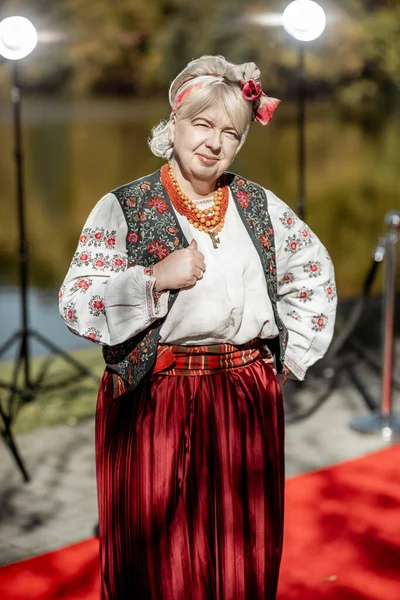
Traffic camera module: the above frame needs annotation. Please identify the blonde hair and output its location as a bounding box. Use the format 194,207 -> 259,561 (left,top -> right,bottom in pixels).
149,55 -> 261,160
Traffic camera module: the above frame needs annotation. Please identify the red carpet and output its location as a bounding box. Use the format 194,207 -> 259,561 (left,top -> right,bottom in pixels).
1,445 -> 399,599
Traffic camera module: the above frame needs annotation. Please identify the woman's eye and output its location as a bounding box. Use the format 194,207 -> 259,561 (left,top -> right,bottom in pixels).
225,131 -> 238,139
195,122 -> 208,128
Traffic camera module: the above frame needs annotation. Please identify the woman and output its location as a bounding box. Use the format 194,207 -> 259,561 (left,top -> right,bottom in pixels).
59,55 -> 337,599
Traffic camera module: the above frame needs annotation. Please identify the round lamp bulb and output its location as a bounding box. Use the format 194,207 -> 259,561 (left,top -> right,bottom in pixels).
282,0 -> 326,42
0,16 -> 38,60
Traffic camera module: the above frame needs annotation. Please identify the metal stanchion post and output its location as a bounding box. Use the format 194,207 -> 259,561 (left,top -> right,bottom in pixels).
350,211 -> 400,440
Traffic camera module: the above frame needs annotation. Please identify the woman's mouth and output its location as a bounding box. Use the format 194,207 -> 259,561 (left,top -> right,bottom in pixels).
196,154 -> 219,166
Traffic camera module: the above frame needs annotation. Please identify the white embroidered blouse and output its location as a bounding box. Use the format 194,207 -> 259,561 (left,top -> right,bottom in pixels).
59,188 -> 337,380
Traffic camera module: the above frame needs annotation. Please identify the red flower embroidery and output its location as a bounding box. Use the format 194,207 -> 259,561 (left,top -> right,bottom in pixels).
147,240 -> 169,260
259,234 -> 271,249
113,257 -> 124,267
58,289 -> 63,299
290,241 -> 298,251
310,263 -> 318,272
129,347 -> 141,364
79,253 -> 89,262
147,196 -> 169,214
127,232 -> 139,243
299,290 -> 308,299
242,79 -> 262,101
301,229 -> 309,239
286,217 -> 294,227
236,190 -> 251,208
173,237 -> 180,246
95,259 -> 105,268
87,332 -> 97,340
128,198 -> 136,207
141,182 -> 151,190
78,279 -> 90,291
312,313 -> 328,331
94,231 -> 103,240
236,178 -> 245,186
67,309 -> 74,320
283,274 -> 293,283
168,226 -> 177,234
106,237 -> 116,248
92,299 -> 104,310
79,234 -> 87,244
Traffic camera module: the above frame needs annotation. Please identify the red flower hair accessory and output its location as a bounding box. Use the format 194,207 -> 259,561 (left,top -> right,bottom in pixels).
241,78 -> 280,126
242,79 -> 263,101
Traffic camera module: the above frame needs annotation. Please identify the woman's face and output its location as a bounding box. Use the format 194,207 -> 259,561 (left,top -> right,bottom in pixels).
170,102 -> 241,185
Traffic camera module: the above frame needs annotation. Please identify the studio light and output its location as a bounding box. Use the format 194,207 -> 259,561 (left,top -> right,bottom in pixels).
282,0 -> 326,42
0,16 -> 38,60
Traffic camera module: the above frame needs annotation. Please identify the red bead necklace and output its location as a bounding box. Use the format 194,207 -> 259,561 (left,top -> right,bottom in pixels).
160,161 -> 229,249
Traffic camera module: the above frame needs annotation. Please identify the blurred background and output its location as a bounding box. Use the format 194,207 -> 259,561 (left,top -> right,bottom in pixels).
0,0 -> 399,362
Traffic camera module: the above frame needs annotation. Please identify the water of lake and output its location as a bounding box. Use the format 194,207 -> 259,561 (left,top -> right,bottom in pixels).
0,97 -> 399,356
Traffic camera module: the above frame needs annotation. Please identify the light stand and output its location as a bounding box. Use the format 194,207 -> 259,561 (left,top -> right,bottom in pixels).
282,0 -> 326,221
0,17 -> 97,482
297,45 -> 306,221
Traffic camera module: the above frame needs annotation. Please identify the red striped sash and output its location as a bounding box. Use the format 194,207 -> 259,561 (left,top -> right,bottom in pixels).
153,338 -> 262,376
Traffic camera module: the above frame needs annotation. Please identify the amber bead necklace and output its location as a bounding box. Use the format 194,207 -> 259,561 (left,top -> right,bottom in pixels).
160,161 -> 229,249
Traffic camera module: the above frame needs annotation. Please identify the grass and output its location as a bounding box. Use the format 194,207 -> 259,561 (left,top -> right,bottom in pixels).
0,348 -> 105,434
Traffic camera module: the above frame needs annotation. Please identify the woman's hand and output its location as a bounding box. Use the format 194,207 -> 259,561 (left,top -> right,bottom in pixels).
152,239 -> 206,291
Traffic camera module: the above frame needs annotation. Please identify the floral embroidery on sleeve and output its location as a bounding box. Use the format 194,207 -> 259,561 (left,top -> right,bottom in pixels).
84,327 -> 103,341
268,187 -> 337,380
297,287 -> 314,302
312,314 -> 328,331
278,272 -> 295,287
303,261 -> 322,278
287,310 -> 302,321
79,228 -> 117,248
63,302 -> 78,326
70,278 -> 93,294
324,281 -> 337,302
299,226 -> 313,246
279,210 -> 297,229
88,295 -> 106,317
284,234 -> 302,254
71,251 -> 127,272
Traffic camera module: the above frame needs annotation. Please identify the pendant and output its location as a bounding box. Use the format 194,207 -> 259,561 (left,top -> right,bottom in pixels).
209,231 -> 220,249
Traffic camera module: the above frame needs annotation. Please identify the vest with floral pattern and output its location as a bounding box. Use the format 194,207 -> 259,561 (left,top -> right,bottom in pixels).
102,169 -> 288,397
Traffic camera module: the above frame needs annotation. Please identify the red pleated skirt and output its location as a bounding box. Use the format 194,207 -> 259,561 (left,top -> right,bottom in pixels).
95,354 -> 285,599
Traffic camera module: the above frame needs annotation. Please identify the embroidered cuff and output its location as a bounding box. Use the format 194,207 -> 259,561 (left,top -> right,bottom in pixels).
284,353 -> 306,381
143,267 -> 169,319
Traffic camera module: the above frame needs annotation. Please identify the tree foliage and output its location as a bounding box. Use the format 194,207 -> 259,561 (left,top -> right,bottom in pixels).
0,0 -> 399,116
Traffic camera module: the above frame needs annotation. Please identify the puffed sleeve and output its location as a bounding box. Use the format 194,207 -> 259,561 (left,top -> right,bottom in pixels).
267,190 -> 337,380
58,192 -> 170,346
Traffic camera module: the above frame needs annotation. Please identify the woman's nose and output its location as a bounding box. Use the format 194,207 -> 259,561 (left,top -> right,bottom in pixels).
205,129 -> 222,152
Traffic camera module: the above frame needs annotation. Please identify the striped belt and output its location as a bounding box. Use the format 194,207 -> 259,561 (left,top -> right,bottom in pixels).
152,338 -> 262,376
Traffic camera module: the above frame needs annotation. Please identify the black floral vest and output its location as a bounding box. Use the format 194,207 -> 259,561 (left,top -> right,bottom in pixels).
102,169 -> 288,397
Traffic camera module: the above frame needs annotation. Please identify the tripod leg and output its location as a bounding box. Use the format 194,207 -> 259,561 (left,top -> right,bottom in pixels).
31,330 -> 98,382
345,364 -> 378,412
285,368 -> 341,425
0,331 -> 21,359
0,404 -> 30,482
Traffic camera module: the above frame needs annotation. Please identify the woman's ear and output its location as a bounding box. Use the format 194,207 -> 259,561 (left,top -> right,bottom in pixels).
169,114 -> 176,146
